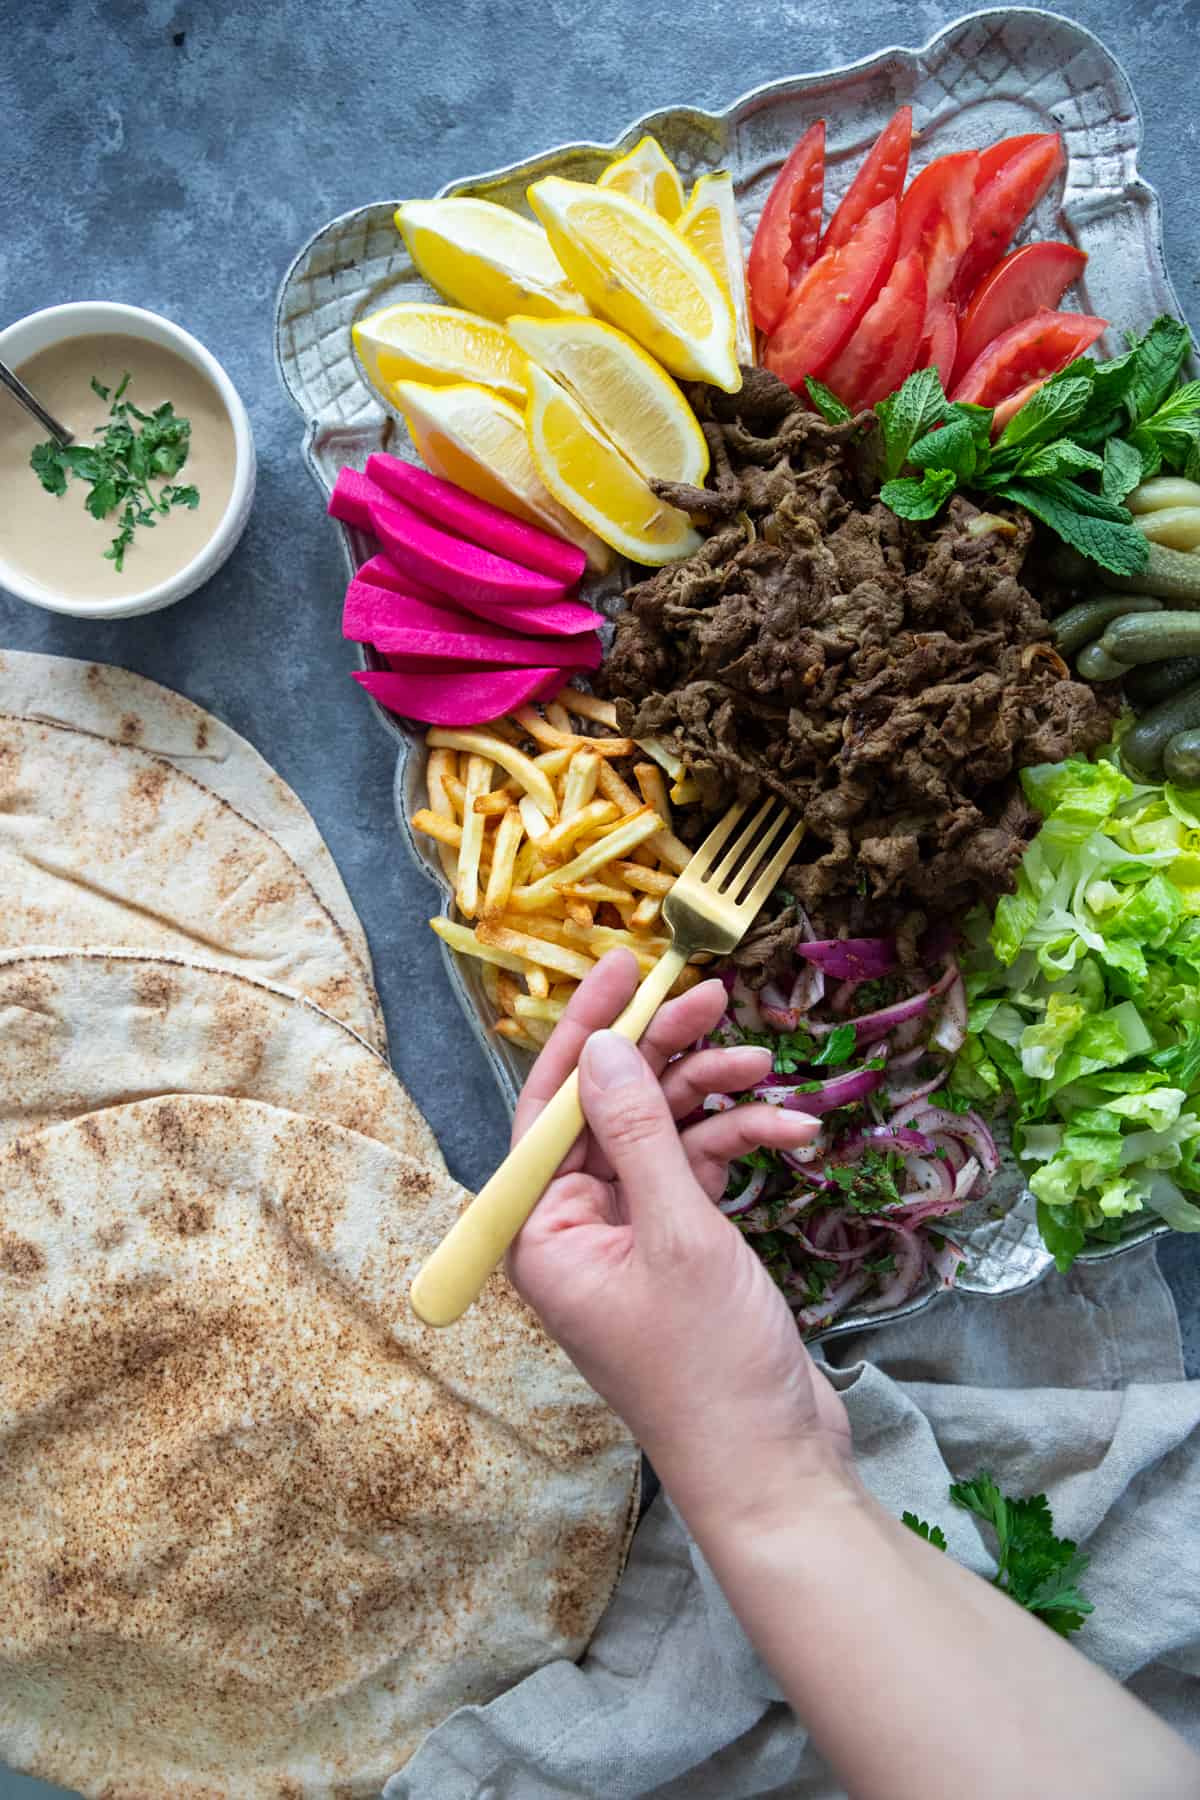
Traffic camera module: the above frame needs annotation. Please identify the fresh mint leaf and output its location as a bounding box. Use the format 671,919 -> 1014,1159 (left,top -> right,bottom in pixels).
1126,427 -> 1164,481
909,416 -> 979,480
1012,439 -> 1103,481
875,367 -> 951,480
1101,436 -> 1144,503
879,468 -> 958,521
989,479 -> 1149,576
902,1512 -> 948,1551
1125,315 -> 1193,424
805,376 -> 853,425
995,373 -> 1092,453
812,1022 -> 857,1066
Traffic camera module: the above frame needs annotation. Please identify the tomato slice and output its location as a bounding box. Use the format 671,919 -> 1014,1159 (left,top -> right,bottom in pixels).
974,132 -> 1045,189
949,309 -> 1107,407
896,151 -> 979,312
919,299 -> 958,393
821,105 -> 912,253
953,133 -> 1065,301
953,240 -> 1088,384
990,379 -> 1044,435
823,251 -> 926,410
763,197 -> 899,389
748,121 -> 826,334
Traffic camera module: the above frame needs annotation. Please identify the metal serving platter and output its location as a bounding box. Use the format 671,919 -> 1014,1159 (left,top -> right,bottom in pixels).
276,6 -> 1180,1341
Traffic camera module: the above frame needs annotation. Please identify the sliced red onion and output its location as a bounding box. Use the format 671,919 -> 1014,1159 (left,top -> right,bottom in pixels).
927,1234 -> 967,1287
952,1155 -> 983,1202
791,1268 -> 873,1330
891,1103 -> 1000,1177
729,972 -> 764,1031
789,960 -> 825,1017
720,1164 -> 767,1215
761,977 -> 801,1030
796,937 -> 898,981
930,967 -> 968,1055
781,1145 -> 830,1172
900,1154 -> 955,1202
830,978 -> 859,1016
754,1064 -> 885,1115
837,1125 -> 938,1161
702,1092 -> 736,1113
854,1224 -> 926,1313
792,1226 -> 885,1262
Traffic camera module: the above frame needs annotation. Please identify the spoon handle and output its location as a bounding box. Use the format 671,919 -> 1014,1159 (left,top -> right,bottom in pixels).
0,358 -> 74,446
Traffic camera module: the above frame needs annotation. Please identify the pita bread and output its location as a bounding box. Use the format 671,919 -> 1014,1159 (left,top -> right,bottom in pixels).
0,649 -> 372,978
0,1095 -> 637,1799
0,713 -> 385,1052
0,949 -> 442,1169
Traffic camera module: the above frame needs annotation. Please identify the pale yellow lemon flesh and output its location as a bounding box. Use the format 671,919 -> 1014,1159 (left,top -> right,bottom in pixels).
395,197 -> 588,323
526,177 -> 740,393
506,313 -> 709,487
597,135 -> 686,222
524,363 -> 702,566
353,303 -> 529,403
678,172 -> 755,366
391,378 -> 611,572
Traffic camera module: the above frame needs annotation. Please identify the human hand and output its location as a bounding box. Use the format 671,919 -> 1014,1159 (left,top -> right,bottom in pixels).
506,950 -> 853,1527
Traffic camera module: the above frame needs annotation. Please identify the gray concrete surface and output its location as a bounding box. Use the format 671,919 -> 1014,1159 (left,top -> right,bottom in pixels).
0,2 -> 1198,1793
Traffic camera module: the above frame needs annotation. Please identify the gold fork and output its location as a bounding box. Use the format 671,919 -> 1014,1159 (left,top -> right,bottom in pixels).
409,795 -> 804,1327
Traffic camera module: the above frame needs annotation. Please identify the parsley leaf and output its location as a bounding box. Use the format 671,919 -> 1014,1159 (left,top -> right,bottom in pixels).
950,1472 -> 1094,1637
805,376 -> 853,425
812,1021 -> 857,1067
30,441 -> 67,496
902,1512 -> 948,1551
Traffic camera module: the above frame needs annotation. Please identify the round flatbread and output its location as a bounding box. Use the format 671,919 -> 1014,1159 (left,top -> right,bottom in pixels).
0,649 -> 373,979
0,949 -> 442,1169
0,713 -> 385,1052
0,1095 -> 637,1799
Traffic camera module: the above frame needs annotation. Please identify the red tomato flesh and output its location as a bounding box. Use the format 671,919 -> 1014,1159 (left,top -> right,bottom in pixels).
821,105 -> 912,253
990,379 -> 1044,435
953,133 -> 1065,300
748,120 -> 826,334
950,309 -> 1107,407
919,299 -> 958,393
953,240 -> 1088,384
974,132 -> 1045,189
896,151 -> 980,311
824,250 -> 927,409
763,196 -> 899,389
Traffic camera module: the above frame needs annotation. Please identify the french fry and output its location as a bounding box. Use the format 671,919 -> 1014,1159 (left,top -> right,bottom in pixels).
511,808 -> 664,908
557,878 -> 634,904
562,918 -> 671,958
520,1015 -> 555,1046
518,794 -> 550,841
476,920 -> 596,982
481,958 -> 501,1009
634,733 -> 684,778
412,807 -> 463,849
514,994 -> 568,1024
483,806 -> 524,917
496,970 -> 523,1017
614,861 -> 675,895
649,829 -> 692,873
473,788 -> 514,816
635,762 -> 673,833
535,798 -> 619,863
670,775 -> 702,805
596,760 -> 642,815
427,727 -> 557,816
564,898 -> 594,928
430,915 -> 528,974
599,760 -> 690,868
494,912 -> 577,948
425,748 -> 460,878
525,964 -> 550,1000
631,894 -> 663,931
670,964 -> 703,995
443,772 -> 468,814
563,690 -> 620,729
545,700 -> 573,733
455,755 -> 492,919
494,1016 -> 541,1051
560,748 -> 601,820
512,706 -> 635,758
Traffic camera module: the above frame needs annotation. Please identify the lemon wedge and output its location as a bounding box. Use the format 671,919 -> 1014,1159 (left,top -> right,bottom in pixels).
395,198 -> 588,323
507,314 -> 708,488
525,363 -> 702,566
391,378 -> 611,572
677,172 -> 755,366
597,135 -> 686,222
527,177 -> 741,393
353,304 -> 529,404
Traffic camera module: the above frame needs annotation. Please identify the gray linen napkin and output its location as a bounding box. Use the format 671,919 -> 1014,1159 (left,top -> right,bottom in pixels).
388,1250 -> 1200,1799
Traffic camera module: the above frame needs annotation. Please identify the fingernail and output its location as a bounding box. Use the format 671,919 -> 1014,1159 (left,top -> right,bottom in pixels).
584,1029 -> 645,1091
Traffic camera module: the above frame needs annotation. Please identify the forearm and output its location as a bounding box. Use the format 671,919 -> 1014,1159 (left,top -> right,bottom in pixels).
652,1438 -> 1199,1800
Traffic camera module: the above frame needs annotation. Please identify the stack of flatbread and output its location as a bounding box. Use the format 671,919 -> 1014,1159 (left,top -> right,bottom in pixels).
0,654 -> 637,1799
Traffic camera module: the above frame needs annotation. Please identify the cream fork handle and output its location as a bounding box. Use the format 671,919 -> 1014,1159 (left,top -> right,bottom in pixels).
409,944 -> 688,1326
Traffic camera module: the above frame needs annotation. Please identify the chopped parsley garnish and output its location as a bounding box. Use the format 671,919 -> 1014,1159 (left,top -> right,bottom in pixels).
827,1147 -> 905,1212
30,373 -> 198,572
812,1022 -> 857,1067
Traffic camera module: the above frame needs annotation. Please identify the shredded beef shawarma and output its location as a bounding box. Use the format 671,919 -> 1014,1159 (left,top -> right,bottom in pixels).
602,368 -> 1117,947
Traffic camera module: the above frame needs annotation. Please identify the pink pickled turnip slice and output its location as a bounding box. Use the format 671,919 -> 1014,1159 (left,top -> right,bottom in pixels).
353,665 -> 564,727
342,575 -> 604,645
328,466 -> 391,531
350,595 -> 601,670
366,453 -> 587,585
368,497 -> 571,612
356,553 -> 448,605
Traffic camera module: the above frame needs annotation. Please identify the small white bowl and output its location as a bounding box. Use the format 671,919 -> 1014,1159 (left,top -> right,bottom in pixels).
0,302 -> 255,620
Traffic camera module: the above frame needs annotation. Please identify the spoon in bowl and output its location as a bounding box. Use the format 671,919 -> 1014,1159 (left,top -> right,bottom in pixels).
0,357 -> 74,445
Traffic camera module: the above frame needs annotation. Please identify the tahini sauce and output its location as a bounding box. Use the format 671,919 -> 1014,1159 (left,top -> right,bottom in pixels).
0,333 -> 236,601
